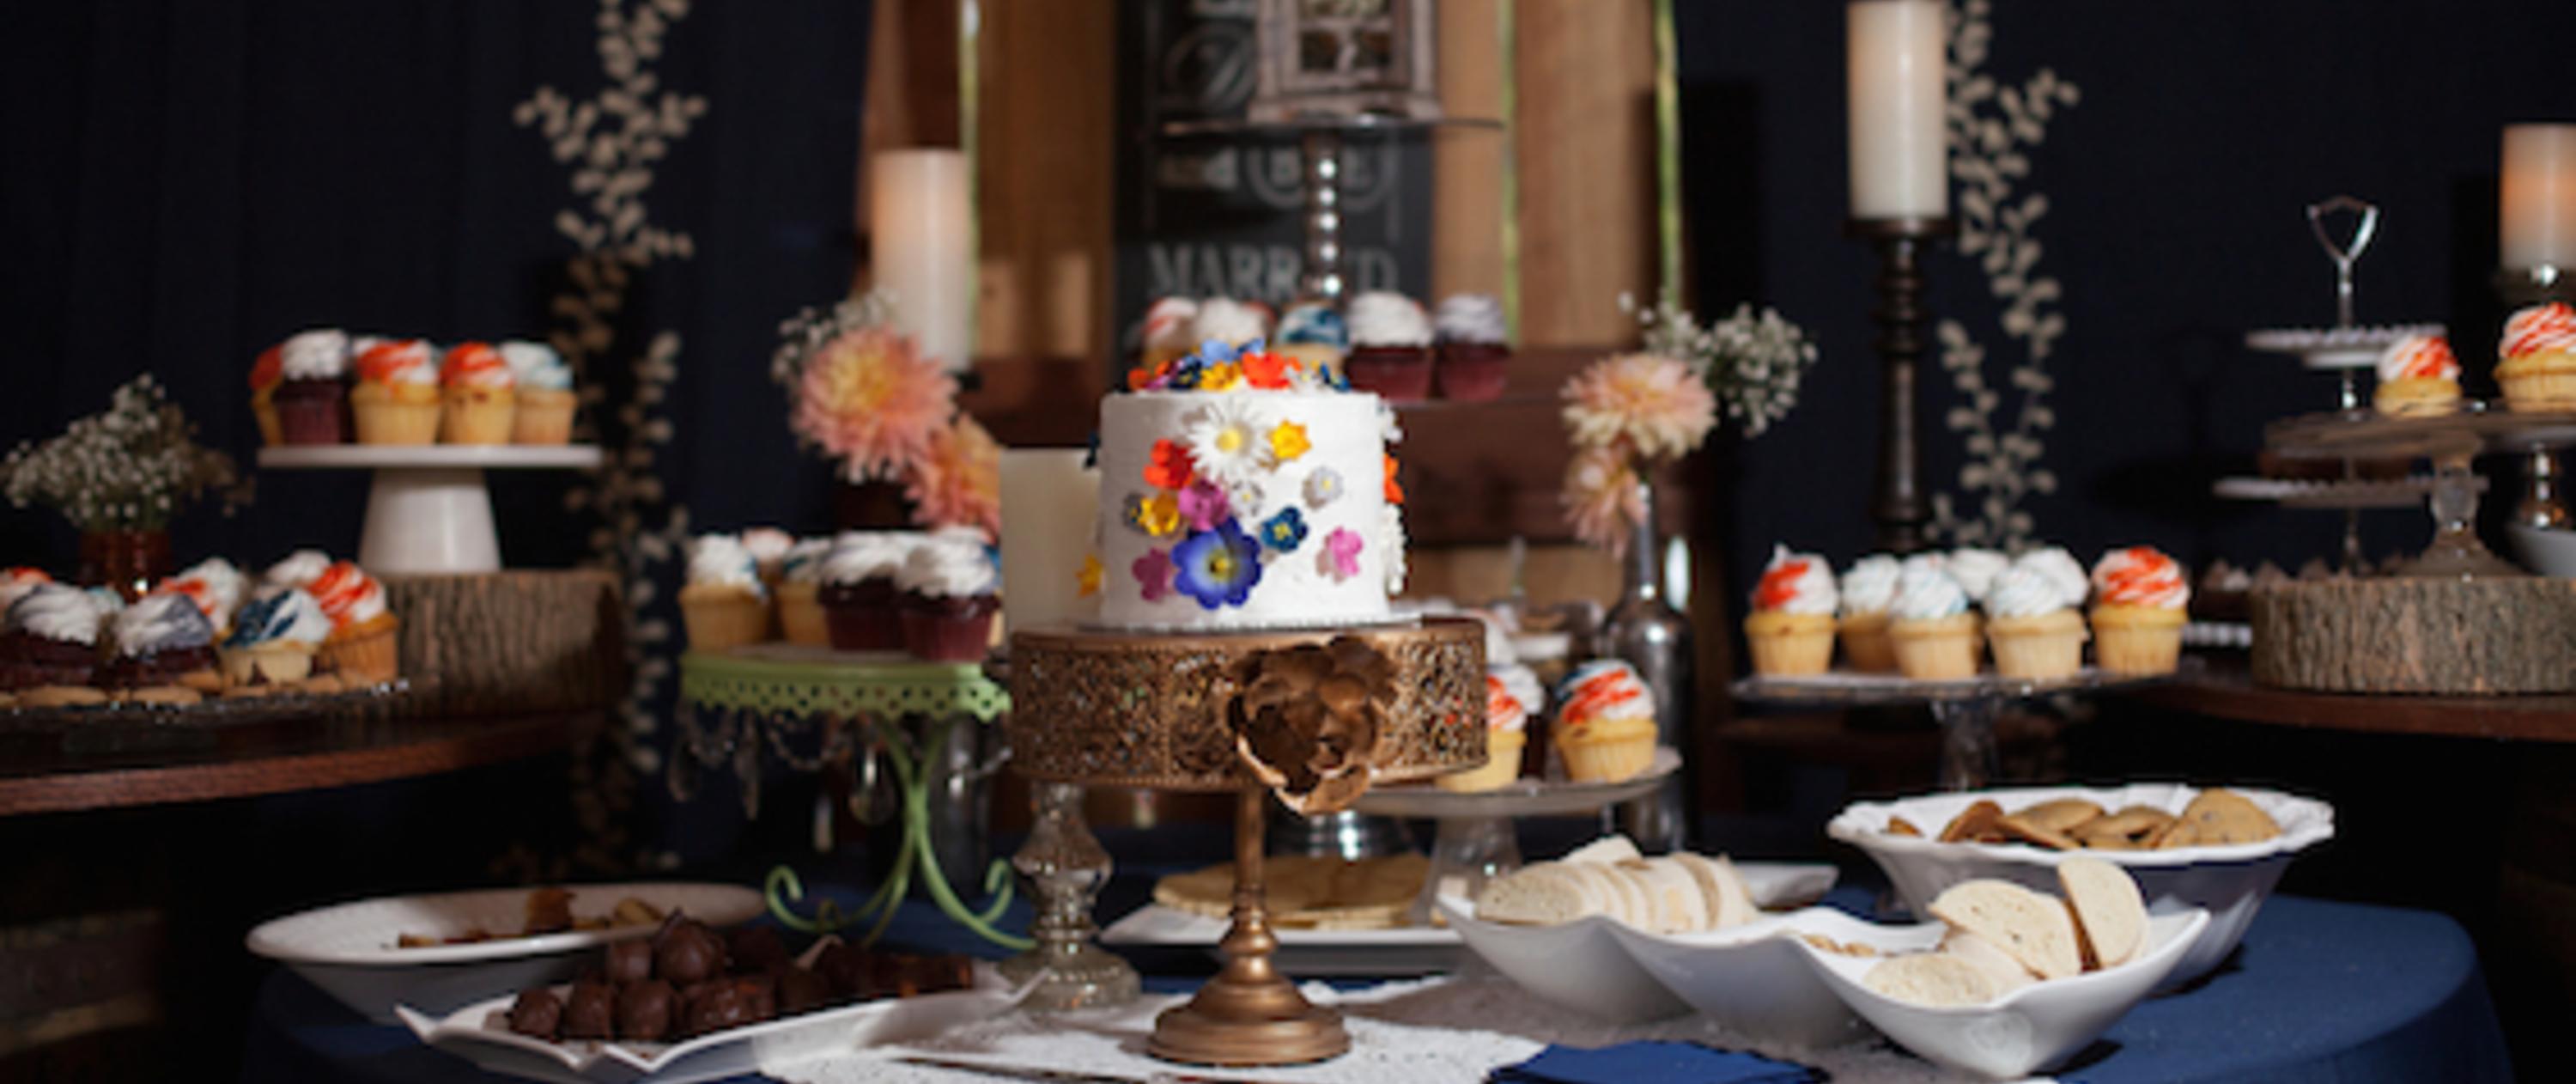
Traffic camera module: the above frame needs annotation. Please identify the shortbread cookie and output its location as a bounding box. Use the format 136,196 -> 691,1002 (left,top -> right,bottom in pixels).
1929,879 -> 2082,979
1863,952 -> 1997,1007
1672,852 -> 1760,929
1941,929 -> 2037,995
2015,797 -> 2105,833
1940,799 -> 2006,843
2152,789 -> 2281,849
2059,856 -> 2148,969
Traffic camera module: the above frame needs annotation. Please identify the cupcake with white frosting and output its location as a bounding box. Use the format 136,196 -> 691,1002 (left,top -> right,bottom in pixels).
1837,554 -> 1903,673
264,549 -> 333,590
1984,563 -> 2086,679
1139,297 -> 1200,373
896,537 -> 999,661
351,338 -> 441,445
221,587 -> 331,689
678,533 -> 769,654
1945,548 -> 2010,604
101,592 -> 222,697
501,340 -> 579,445
774,538 -> 835,646
1343,291 -> 1434,402
1431,293 -> 1511,401
1743,545 -> 1838,676
1,583 -> 106,702
2012,546 -> 2089,611
1189,298 -> 1272,352
155,557 -> 248,640
819,533 -> 912,652
1888,563 -> 1982,680
271,329 -> 353,445
309,560 -> 398,685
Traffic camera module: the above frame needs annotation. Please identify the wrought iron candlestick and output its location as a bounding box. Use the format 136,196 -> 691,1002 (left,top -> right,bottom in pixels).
1850,216 -> 1955,554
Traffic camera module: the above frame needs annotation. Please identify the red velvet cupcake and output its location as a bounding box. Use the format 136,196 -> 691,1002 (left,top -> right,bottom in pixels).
271,329 -> 353,445
0,583 -> 104,691
1342,291 -> 1434,402
896,537 -> 998,662
1432,293 -> 1512,401
817,534 -> 909,653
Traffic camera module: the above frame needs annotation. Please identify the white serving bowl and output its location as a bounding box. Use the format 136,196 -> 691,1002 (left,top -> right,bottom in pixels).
1606,907 -> 1941,1047
248,882 -> 765,1022
2507,523 -> 2576,578
1800,908 -> 2210,1079
1827,783 -> 2332,986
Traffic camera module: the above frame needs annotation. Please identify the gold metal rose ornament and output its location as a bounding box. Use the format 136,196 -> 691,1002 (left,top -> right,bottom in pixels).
1222,636 -> 1396,815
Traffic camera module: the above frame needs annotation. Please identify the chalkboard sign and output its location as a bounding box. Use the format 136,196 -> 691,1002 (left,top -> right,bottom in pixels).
1112,0 -> 1435,362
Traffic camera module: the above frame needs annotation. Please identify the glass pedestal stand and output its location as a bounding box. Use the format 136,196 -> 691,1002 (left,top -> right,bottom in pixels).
673,649 -> 1026,950
1733,670 -> 2178,791
993,782 -> 1141,1011
1349,747 -> 1681,927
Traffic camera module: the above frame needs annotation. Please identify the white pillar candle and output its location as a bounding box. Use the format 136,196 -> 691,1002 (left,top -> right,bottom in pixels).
2501,124 -> 2576,271
999,448 -> 1101,632
1846,0 -> 1949,221
868,149 -> 975,373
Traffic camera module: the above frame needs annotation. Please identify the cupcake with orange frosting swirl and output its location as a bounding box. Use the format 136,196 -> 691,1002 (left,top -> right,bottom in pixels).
2089,546 -> 2189,675
352,338 -> 442,444
439,342 -> 517,444
2372,333 -> 2461,418
1744,545 -> 1838,676
1439,673 -> 1530,793
2500,303 -> 2576,412
309,560 -> 398,684
1552,659 -> 1658,783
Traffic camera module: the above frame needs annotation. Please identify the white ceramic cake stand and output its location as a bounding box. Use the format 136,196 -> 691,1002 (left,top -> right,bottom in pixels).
256,445 -> 603,574
1352,747 -> 1682,927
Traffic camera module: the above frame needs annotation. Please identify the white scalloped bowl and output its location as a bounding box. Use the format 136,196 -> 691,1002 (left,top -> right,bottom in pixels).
247,882 -> 765,1022
1827,783 -> 2331,986
1604,907 -> 1941,1047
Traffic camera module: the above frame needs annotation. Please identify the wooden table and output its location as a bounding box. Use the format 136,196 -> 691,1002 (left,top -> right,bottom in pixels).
2122,661 -> 2576,741
0,710 -> 600,816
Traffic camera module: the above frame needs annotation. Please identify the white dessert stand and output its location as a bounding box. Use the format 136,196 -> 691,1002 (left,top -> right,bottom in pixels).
256,445 -> 603,575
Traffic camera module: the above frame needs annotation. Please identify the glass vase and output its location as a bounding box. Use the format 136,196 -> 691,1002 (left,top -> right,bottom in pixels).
1597,478 -> 1694,852
79,527 -> 171,601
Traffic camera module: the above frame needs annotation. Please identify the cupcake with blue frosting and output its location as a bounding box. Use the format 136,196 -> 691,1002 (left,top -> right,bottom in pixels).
102,592 -> 223,696
501,340 -> 578,444
220,587 -> 331,689
1273,301 -> 1349,381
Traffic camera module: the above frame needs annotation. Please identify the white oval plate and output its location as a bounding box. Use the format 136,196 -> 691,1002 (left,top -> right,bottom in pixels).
1606,906 -> 1941,1048
248,882 -> 765,1022
1828,783 -> 2328,987
1799,908 -> 2210,1079
397,947 -> 1011,1084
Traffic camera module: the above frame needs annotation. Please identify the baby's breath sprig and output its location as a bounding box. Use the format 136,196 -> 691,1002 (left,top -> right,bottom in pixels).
0,375 -> 246,532
768,290 -> 896,389
1619,291 -> 1820,438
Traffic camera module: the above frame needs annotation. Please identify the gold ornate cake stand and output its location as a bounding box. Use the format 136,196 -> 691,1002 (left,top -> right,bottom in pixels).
1008,618 -> 1485,1067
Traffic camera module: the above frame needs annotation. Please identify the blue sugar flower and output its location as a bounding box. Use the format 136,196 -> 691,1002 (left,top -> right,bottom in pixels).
1170,519 -> 1264,610
1258,507 -> 1309,553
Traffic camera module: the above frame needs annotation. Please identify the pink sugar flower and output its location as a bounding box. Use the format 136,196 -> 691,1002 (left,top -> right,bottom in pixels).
1177,478 -> 1230,532
1133,547 -> 1174,602
1320,527 -> 1364,582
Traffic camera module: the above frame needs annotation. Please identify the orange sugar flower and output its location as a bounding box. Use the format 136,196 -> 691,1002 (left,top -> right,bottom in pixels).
1144,438 -> 1194,490
1382,453 -> 1405,505
1241,350 -> 1296,389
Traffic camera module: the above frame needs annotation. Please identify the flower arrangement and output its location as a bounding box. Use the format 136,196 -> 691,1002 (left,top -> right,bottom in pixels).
773,294 -> 999,538
1,375 -> 244,532
1560,295 -> 1818,555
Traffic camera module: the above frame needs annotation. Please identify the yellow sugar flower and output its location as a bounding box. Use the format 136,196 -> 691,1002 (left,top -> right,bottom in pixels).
1139,491 -> 1182,537
1199,362 -> 1242,392
1267,420 -> 1311,463
1077,553 -> 1103,597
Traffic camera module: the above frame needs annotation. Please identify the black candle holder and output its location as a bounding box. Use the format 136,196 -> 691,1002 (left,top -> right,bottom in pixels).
1848,216 -> 1957,554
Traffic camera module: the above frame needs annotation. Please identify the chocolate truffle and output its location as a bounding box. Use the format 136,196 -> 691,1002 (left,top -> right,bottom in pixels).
605,938 -> 653,983
615,978 -> 676,1041
506,988 -> 563,1040
776,966 -> 832,1014
727,926 -> 789,974
562,980 -> 615,1040
653,919 -> 726,984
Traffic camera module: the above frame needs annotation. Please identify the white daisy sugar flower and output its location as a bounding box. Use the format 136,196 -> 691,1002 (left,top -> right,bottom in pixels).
1182,399 -> 1274,490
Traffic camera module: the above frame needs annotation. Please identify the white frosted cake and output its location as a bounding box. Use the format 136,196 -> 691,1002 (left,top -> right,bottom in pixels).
1091,349 -> 1404,630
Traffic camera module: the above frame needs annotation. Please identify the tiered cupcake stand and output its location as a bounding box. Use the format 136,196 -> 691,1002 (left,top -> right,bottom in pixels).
255,445 -> 603,575
1734,669 -> 2177,791
2264,405 -> 2576,577
1009,618 -> 1485,1067
671,645 -> 1024,949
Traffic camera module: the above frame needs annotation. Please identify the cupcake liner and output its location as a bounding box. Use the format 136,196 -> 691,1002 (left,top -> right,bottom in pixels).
513,388 -> 578,445
1838,612 -> 1899,673
776,582 -> 830,646
824,599 -> 905,652
902,607 -> 995,662
253,394 -> 284,448
1891,615 -> 1984,680
276,395 -> 348,446
2500,368 -> 2576,413
442,394 -> 517,445
1433,344 -> 1510,401
1747,626 -> 1835,676
325,618 -> 401,685
1988,611 -> 2087,680
1345,347 -> 1433,402
1557,725 -> 1657,783
1436,730 -> 1526,793
680,589 -> 769,654
354,399 -> 440,445
222,642 -> 317,688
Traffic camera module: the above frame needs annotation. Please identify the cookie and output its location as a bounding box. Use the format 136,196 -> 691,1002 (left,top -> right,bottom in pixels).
2075,806 -> 2172,844
1940,800 -> 2006,843
119,686 -> 203,706
298,674 -> 347,696
2153,789 -> 2281,849
1887,816 -> 1923,837
2014,797 -> 2105,834
20,685 -> 108,708
1996,813 -> 2080,850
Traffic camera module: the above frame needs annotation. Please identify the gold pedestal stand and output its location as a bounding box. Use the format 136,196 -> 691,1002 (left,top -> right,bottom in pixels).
1008,618 -> 1485,1068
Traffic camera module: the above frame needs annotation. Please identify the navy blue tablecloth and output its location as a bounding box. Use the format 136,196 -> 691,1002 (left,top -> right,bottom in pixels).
243,839 -> 2511,1083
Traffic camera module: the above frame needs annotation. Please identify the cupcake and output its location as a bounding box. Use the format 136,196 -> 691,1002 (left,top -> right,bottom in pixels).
2498,302 -> 2576,413
351,338 -> 442,444
1945,548 -> 2010,605
1431,293 -> 1511,400
309,560 -> 399,685
1439,673 -> 1530,793
741,527 -> 795,586
1190,297 -> 1271,352
1984,564 -> 2087,680
1888,563 -> 1982,680
678,533 -> 769,654
1742,545 -> 1838,676
0,583 -> 105,695
153,557 -> 248,640
2373,333 -> 2463,417
1552,659 -> 1658,783
272,329 -> 353,445
2013,546 -> 2090,613
1,567 -> 55,615
1836,555 -> 1901,673
100,592 -> 223,696
1343,291 -> 1435,402
501,340 -> 578,444
2089,546 -> 2190,675
264,548 -> 333,591
896,537 -> 999,662
250,343 -> 287,446
818,533 -> 909,652
1139,297 -> 1200,374
221,587 -> 331,689
1273,301 -> 1349,381
440,342 -> 518,444
775,538 -> 835,646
